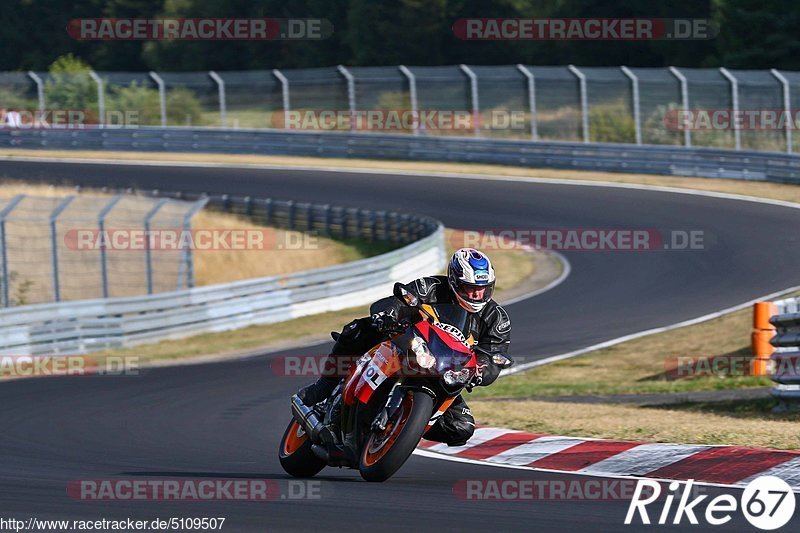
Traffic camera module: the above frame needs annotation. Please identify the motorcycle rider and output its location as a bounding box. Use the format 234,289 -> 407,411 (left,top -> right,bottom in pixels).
297,248 -> 512,447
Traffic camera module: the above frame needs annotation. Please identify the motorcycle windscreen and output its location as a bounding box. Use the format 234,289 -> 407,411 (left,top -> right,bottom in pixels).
426,331 -> 474,374
430,304 -> 470,337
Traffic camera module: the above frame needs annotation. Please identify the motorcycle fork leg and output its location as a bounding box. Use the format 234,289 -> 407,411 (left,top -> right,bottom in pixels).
371,380 -> 405,432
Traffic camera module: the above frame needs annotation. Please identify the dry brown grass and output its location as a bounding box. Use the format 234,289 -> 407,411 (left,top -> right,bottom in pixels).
472,305 -> 776,399
470,399 -> 800,450
3,148 -> 800,204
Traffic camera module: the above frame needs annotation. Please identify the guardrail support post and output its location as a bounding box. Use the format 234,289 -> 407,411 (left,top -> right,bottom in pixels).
0,195 -> 25,307
273,69 -> 290,129
27,71 -> 45,111
265,198 -> 273,225
568,65 -> 589,143
771,69 -> 793,153
177,197 -> 209,290
287,200 -> 295,230
516,65 -> 537,141
621,66 -> 642,145
89,70 -> 105,128
337,65 -> 356,131
209,71 -> 227,128
460,65 -> 481,138
98,195 -> 123,298
148,72 -> 167,127
49,196 -> 75,302
719,67 -> 741,151
399,65 -> 420,136
143,198 -> 168,295
669,66 -> 691,148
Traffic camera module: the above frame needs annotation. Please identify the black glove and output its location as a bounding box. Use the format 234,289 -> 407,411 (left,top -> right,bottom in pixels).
465,355 -> 490,392
370,311 -> 405,335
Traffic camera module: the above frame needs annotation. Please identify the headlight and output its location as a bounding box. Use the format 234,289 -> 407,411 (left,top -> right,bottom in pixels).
411,337 -> 436,369
443,368 -> 472,386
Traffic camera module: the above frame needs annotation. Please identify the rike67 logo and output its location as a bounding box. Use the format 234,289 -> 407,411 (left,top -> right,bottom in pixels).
625,476 -> 795,530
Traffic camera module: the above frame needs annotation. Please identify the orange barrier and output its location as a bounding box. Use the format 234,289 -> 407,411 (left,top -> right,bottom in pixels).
751,301 -> 777,376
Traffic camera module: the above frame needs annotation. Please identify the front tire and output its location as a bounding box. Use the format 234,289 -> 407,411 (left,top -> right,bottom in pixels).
278,419 -> 326,478
359,390 -> 434,482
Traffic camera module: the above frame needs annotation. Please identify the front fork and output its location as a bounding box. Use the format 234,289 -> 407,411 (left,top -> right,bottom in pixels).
370,379 -> 437,432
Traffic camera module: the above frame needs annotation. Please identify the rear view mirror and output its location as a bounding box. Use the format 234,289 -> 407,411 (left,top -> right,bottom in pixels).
393,282 -> 419,308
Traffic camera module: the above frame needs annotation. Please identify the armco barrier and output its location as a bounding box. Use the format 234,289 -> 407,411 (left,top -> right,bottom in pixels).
4,127 -> 800,184
0,191 -> 445,356
768,296 -> 800,410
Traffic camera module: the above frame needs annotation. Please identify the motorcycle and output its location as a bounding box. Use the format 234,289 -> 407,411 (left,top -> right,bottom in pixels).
278,282 -> 513,482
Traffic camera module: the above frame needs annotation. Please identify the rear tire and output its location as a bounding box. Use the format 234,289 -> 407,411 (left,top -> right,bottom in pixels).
358,390 -> 434,482
278,419 -> 326,478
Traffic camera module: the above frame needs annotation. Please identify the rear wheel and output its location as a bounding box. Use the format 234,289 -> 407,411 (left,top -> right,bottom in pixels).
359,390 -> 433,482
278,419 -> 326,478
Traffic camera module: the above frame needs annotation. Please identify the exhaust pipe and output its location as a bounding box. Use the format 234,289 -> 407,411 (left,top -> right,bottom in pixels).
291,395 -> 323,439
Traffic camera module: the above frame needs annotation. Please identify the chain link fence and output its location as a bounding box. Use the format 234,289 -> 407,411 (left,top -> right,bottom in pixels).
3,65 -> 800,152
0,191 -> 204,307
0,187 -> 439,308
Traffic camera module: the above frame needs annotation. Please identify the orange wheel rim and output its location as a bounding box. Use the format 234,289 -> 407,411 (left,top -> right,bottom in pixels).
282,421 -> 308,456
362,394 -> 413,467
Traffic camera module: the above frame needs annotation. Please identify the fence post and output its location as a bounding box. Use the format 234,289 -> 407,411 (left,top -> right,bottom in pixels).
0,195 -> 25,307
97,195 -> 123,298
516,65 -> 537,141
719,67 -> 741,151
49,196 -> 75,302
143,198 -> 168,295
27,71 -> 45,111
178,197 -> 209,290
460,64 -> 480,138
669,66 -> 691,148
337,65 -> 356,131
208,71 -> 227,128
88,70 -> 105,128
148,71 -> 167,127
620,66 -> 642,145
399,65 -> 420,136
568,65 -> 589,143
771,69 -> 792,154
273,69 -> 290,129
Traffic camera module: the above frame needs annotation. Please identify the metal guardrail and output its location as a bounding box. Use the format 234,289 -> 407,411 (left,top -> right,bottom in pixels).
769,297 -> 800,409
4,127 -> 800,185
0,192 -> 445,356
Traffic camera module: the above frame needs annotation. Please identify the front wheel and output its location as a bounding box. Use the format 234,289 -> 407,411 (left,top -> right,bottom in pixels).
359,390 -> 434,482
278,419 -> 326,478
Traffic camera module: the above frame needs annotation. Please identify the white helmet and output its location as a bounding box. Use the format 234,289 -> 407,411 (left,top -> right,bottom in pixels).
447,248 -> 495,313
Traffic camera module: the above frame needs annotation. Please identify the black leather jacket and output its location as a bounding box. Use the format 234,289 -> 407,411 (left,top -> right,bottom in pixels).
376,275 -> 512,386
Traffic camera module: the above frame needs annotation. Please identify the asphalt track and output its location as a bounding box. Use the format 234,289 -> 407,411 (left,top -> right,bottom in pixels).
2,158 -> 800,532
